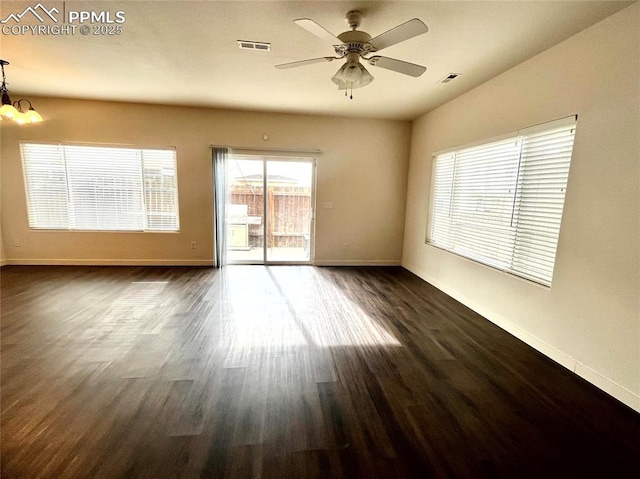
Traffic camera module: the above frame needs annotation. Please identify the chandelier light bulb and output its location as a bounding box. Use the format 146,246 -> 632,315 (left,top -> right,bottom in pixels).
13,111 -> 27,124
25,107 -> 43,123
0,92 -> 18,118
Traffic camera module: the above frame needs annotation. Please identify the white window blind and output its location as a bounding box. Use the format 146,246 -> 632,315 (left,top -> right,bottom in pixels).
21,143 -> 179,232
426,116 -> 576,286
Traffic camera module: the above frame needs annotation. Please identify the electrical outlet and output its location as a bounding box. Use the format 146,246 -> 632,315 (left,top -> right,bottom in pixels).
323,201 -> 333,209
190,241 -> 197,249
12,240 -> 19,247
343,242 -> 349,250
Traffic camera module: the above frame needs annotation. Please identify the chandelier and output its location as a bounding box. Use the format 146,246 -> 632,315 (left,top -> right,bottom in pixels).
0,59 -> 43,124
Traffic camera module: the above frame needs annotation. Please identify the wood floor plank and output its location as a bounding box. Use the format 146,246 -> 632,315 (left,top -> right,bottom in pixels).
1,265 -> 639,478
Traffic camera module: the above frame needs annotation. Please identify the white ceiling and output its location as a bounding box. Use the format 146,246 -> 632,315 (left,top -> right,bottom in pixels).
0,0 -> 633,121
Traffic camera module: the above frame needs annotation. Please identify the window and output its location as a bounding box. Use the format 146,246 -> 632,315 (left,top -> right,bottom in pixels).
21,143 -> 179,232
426,116 -> 576,286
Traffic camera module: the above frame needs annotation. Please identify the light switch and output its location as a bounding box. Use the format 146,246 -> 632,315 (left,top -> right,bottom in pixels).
323,201 -> 333,209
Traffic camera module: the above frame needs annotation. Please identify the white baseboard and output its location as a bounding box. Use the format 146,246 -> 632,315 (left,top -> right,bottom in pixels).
313,259 -> 401,266
5,258 -> 400,267
3,258 -> 214,266
404,264 -> 640,413
574,362 -> 640,412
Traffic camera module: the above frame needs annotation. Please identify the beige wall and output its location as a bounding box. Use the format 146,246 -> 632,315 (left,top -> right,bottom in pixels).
1,101 -> 410,265
0,183 -> 4,265
403,4 -> 639,411
0,129 -> 5,266
0,216 -> 5,265
0,135 -> 4,265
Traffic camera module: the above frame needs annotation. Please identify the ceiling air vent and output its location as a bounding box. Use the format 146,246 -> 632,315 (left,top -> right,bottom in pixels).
237,40 -> 271,52
439,73 -> 461,83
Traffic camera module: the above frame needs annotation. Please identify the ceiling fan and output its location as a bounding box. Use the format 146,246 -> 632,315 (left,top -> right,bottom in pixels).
276,10 -> 429,95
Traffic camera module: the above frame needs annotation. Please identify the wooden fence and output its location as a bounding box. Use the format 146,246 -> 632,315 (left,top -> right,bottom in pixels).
229,184 -> 311,248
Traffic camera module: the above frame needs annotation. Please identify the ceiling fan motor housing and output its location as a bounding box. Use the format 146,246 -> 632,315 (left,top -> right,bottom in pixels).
335,30 -> 375,57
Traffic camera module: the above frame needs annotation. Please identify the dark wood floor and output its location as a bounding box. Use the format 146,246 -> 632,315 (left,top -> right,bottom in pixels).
1,265 -> 639,478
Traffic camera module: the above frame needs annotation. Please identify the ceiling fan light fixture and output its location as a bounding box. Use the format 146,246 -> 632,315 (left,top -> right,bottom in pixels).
331,62 -> 374,90
343,61 -> 363,82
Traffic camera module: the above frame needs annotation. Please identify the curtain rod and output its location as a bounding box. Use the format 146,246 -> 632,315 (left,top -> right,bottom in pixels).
210,145 -> 322,155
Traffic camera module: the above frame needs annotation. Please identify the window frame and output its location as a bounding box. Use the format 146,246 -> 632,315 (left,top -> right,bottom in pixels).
20,142 -> 180,233
425,116 -> 577,287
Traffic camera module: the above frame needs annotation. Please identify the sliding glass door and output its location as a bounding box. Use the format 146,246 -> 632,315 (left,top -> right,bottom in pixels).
225,155 -> 314,264
225,157 -> 264,263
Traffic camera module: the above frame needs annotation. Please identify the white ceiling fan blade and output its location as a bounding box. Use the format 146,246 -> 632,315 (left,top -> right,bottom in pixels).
367,56 -> 426,77
294,18 -> 341,44
276,57 -> 336,69
368,18 -> 429,52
